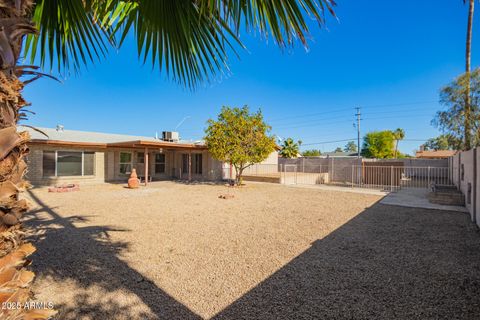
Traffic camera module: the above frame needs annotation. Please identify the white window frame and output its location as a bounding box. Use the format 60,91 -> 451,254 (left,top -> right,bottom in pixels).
43,150 -> 95,177
119,151 -> 133,175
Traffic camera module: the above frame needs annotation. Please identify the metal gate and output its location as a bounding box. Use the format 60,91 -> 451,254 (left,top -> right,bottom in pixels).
347,165 -> 453,191
282,164 -> 297,185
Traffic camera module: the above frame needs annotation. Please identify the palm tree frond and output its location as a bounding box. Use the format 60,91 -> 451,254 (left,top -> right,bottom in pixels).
24,0 -> 111,74
99,0 -> 240,89
200,0 -> 336,48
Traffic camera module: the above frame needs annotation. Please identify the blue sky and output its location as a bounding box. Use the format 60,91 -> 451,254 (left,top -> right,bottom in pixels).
22,0 -> 477,155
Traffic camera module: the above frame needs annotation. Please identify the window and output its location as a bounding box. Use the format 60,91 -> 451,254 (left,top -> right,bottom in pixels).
182,154 -> 189,174
155,153 -> 165,174
84,152 -> 95,175
137,152 -> 144,164
57,151 -> 82,176
193,154 -> 202,174
43,151 -> 55,176
180,154 -> 203,175
42,151 -> 95,177
119,152 -> 132,175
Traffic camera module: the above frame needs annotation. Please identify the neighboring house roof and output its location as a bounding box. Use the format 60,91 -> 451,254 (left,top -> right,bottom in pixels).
322,151 -> 359,158
415,150 -> 457,159
18,126 -> 207,149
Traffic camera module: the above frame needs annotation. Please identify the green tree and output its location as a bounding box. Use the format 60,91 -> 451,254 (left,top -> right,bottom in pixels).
432,68 -> 480,149
0,1 -> 335,315
344,141 -> 357,152
424,134 -> 462,151
280,138 -> 302,158
361,131 -> 395,159
205,106 -> 276,185
302,149 -> 322,157
334,147 -> 343,153
393,128 -> 405,158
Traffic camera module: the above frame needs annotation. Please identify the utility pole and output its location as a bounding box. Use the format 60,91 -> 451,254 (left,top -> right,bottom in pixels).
355,107 -> 361,159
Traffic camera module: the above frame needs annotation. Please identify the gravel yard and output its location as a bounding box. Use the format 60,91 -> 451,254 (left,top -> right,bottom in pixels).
24,181 -> 480,319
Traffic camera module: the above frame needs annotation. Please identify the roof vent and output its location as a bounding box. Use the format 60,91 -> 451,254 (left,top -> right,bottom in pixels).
56,124 -> 64,132
162,131 -> 179,142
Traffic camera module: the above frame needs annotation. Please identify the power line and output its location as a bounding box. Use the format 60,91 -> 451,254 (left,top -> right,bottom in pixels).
273,113 -> 434,131
272,107 -> 432,128
268,100 -> 437,123
362,113 -> 435,121
302,138 -> 357,146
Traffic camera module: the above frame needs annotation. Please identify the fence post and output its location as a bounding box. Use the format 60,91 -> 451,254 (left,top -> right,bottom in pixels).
390,166 -> 393,191
427,166 -> 430,187
331,158 -> 335,183
351,165 -> 354,188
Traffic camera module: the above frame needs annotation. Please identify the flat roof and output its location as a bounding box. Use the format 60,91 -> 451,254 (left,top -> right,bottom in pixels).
20,126 -> 207,149
415,150 -> 457,159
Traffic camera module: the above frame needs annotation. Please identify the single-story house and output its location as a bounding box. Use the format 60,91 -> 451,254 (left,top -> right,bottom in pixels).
415,150 -> 458,159
21,126 -> 278,186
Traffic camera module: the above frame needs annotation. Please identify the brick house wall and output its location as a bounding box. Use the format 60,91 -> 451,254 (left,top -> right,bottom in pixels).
26,145 -> 106,186
26,145 -> 224,186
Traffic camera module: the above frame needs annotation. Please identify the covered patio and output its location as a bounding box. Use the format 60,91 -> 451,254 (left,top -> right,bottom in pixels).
106,140 -> 210,185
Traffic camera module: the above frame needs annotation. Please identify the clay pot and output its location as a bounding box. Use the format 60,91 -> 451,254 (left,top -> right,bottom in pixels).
128,168 -> 140,189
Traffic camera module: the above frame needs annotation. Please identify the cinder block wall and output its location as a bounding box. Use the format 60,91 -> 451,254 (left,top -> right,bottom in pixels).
26,145 -> 106,186
451,149 -> 479,227
460,150 -> 474,214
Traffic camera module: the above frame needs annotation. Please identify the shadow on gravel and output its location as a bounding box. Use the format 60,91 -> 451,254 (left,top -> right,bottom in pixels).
25,190 -> 201,320
214,203 -> 480,320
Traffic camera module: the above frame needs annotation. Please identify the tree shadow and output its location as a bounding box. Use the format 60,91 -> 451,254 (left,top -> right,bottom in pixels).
25,190 -> 201,320
214,203 -> 480,319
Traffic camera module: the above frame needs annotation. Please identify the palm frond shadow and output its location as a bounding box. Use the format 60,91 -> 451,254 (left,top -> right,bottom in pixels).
24,190 -> 201,320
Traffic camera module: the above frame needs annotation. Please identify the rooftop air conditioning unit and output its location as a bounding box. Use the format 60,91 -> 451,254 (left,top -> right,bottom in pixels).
162,131 -> 179,142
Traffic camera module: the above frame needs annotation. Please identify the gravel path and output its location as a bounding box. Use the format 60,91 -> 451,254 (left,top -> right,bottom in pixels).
23,182 -> 480,319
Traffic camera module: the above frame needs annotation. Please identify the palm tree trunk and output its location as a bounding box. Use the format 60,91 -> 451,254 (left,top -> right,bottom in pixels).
465,0 -> 474,150
0,2 -> 55,318
394,140 -> 399,158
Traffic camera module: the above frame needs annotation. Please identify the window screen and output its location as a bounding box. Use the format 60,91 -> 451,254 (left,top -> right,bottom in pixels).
84,152 -> 95,175
137,152 -> 144,164
193,154 -> 202,174
182,154 -> 189,174
119,152 -> 132,174
155,153 -> 165,174
42,151 -> 56,176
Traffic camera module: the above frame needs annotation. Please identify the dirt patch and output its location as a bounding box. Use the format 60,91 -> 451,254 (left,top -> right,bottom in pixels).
23,182 -> 480,319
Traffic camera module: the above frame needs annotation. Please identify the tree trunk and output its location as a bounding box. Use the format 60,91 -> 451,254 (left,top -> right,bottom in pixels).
465,0 -> 474,150
235,166 -> 244,186
394,140 -> 399,158
0,2 -> 56,318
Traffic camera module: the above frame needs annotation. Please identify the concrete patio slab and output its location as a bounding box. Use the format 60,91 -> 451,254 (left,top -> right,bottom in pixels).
380,188 -> 468,212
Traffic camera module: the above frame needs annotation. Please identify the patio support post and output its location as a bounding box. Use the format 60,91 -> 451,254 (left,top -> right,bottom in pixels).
144,147 -> 149,186
188,151 -> 192,181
